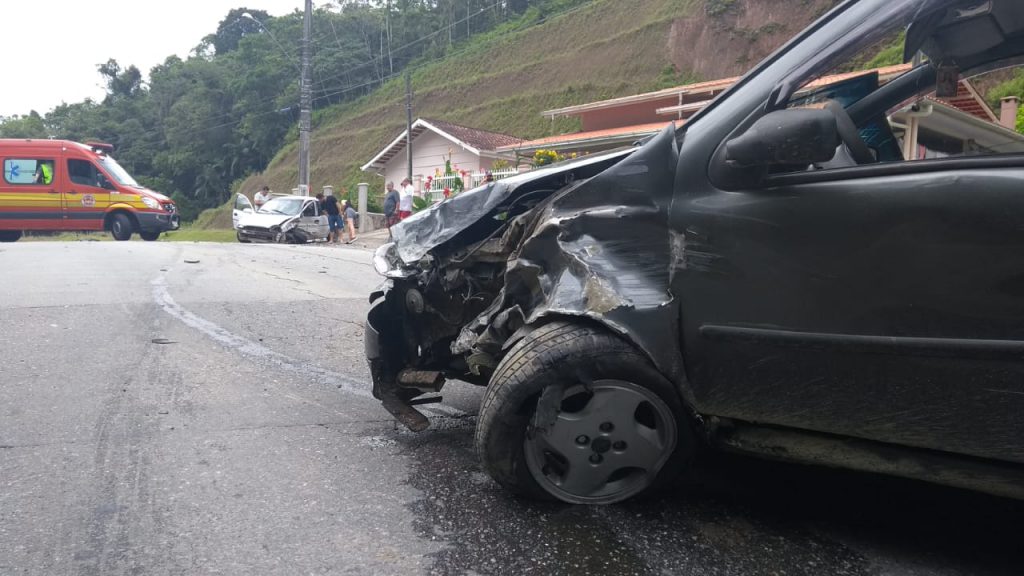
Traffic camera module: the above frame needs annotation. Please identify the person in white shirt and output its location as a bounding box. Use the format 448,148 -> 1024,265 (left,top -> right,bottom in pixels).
399,178 -> 415,220
254,185 -> 272,210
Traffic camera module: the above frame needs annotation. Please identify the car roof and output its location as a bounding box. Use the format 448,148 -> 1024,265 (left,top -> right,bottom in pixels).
266,195 -> 313,201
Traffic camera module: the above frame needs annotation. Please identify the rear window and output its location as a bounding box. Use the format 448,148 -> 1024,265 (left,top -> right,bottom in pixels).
3,158 -> 55,185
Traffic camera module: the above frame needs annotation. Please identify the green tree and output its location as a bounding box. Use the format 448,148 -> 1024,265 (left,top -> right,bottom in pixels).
203,8 -> 273,56
0,111 -> 48,138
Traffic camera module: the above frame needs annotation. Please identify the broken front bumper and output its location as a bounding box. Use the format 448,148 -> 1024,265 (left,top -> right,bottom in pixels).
365,285 -> 445,431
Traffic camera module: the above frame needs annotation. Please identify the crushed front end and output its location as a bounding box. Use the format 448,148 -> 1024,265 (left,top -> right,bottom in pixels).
365,126 -> 682,431
366,239 -> 507,430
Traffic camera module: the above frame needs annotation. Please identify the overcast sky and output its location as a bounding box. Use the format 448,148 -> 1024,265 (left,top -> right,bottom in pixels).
0,1 -> 307,118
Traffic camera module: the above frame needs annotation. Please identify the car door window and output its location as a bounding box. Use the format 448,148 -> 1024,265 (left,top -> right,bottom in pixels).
302,202 -> 316,217
68,159 -> 102,187
764,1 -> 1024,175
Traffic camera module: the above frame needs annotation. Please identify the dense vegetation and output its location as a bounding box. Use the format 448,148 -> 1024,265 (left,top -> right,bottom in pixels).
7,0 -> 1023,225
0,0 -> 586,221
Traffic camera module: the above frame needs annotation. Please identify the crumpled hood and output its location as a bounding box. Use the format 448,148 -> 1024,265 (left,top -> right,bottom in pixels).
391,147 -> 636,264
237,212 -> 295,228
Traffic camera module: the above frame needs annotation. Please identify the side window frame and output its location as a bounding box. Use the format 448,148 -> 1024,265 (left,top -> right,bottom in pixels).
67,158 -> 101,188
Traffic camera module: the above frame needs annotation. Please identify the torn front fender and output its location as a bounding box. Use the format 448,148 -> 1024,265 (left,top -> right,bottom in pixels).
458,124 -> 689,385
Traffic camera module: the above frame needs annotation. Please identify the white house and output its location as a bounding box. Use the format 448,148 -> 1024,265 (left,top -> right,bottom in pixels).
361,118 -> 523,194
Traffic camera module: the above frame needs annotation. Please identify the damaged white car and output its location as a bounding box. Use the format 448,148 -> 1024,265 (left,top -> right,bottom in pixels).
232,194 -> 329,243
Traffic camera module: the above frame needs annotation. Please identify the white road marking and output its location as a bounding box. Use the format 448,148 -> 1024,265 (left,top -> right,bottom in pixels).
151,273 -> 468,419
151,274 -> 370,399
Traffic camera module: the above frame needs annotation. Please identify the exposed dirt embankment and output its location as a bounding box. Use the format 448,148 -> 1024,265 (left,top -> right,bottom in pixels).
668,0 -> 839,79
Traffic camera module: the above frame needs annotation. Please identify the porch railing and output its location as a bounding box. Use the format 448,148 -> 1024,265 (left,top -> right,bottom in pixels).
425,168 -> 520,202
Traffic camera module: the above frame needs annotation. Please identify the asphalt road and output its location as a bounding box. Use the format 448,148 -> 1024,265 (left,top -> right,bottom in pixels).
0,241 -> 1021,576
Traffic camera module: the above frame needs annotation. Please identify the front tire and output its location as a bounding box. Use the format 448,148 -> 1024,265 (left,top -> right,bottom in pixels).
236,231 -> 250,243
0,230 -> 22,242
475,321 -> 693,504
110,213 -> 133,241
139,230 -> 161,241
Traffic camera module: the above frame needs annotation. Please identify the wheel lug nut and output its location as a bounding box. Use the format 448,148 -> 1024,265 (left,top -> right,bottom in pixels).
613,441 -> 627,451
575,435 -> 590,445
589,454 -> 603,464
599,422 -> 614,432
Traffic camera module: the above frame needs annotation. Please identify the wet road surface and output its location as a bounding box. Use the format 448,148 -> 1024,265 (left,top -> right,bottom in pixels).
0,241 -> 1021,575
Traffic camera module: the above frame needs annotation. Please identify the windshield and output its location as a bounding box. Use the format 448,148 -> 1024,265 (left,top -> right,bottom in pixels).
97,155 -> 140,187
259,198 -> 304,216
770,0 -> 964,108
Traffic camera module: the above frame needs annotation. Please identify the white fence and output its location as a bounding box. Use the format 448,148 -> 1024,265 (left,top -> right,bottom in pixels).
425,168 -> 520,202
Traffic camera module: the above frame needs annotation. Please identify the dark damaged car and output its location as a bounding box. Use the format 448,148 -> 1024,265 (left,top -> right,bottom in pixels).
367,0 -> 1024,504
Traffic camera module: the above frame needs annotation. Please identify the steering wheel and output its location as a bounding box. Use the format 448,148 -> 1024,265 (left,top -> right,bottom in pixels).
826,100 -> 875,165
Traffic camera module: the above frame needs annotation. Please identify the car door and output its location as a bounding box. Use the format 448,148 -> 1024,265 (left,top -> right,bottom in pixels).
298,200 -> 326,240
65,158 -> 110,230
677,65 -> 1024,469
681,151 -> 1024,464
232,194 -> 254,230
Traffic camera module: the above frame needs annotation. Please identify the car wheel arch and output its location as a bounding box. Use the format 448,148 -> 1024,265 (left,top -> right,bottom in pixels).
497,312 -> 701,424
104,209 -> 138,232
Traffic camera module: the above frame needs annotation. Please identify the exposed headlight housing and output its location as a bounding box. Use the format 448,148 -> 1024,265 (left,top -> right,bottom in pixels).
141,196 -> 159,209
373,242 -> 416,278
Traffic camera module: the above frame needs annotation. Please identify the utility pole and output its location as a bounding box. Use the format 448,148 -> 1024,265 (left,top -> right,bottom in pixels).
299,0 -> 312,195
405,69 -> 413,182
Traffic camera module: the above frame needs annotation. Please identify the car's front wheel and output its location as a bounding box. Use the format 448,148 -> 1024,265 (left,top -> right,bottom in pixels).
475,321 -> 693,504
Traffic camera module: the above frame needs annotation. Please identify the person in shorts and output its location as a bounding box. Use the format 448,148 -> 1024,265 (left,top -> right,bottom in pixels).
343,200 -> 359,244
322,192 -> 342,243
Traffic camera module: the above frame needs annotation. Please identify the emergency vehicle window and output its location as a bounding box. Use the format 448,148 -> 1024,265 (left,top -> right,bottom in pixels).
4,159 -> 54,185
68,159 -> 101,187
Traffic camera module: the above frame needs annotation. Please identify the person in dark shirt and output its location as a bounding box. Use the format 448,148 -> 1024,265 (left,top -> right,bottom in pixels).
383,181 -> 400,228
322,193 -> 342,244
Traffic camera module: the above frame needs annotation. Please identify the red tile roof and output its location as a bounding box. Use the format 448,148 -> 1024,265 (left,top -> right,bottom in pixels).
421,118 -> 524,151
930,81 -> 997,122
362,118 -> 524,171
497,122 -> 673,151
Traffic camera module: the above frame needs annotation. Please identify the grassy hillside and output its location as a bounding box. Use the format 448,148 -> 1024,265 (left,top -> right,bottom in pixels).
213,0 -> 830,228
218,0 -> 696,221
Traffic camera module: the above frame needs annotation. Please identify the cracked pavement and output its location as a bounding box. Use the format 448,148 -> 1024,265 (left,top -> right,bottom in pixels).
0,241 -> 1021,576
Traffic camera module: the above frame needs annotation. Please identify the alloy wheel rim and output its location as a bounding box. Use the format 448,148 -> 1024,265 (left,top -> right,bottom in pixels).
523,379 -> 677,504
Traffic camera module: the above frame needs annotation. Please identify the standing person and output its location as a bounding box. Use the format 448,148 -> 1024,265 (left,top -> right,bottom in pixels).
383,181 -> 400,228
322,191 -> 342,244
343,200 -> 359,244
254,186 -> 272,210
398,178 -> 414,220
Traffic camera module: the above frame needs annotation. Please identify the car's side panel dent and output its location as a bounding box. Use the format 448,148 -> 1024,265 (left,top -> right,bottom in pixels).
457,125 -> 690,393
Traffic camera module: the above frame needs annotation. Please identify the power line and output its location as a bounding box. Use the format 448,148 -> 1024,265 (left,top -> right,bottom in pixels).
171,1 -> 598,140
159,0 -> 513,130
